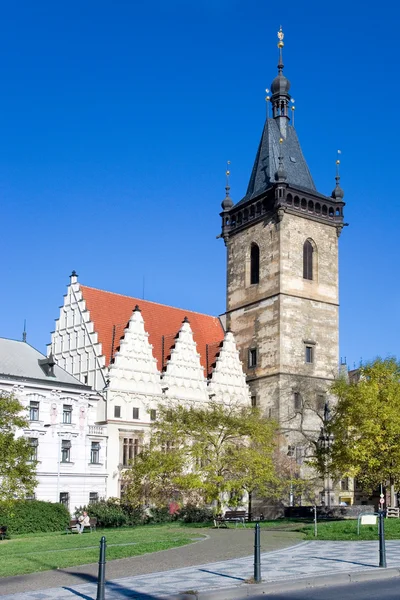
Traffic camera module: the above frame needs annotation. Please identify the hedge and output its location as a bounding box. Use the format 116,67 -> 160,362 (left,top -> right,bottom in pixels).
0,500 -> 70,534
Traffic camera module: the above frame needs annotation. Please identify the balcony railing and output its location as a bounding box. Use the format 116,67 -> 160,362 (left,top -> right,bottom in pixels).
89,426 -> 104,436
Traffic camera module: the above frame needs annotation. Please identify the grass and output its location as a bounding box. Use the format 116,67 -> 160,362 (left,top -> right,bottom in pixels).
0,526 -> 203,578
301,517 -> 400,541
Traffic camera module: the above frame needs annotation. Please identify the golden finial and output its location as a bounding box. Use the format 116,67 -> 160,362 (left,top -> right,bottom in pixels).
226,160 -> 231,186
277,26 -> 284,48
336,150 -> 342,180
279,137 -> 283,144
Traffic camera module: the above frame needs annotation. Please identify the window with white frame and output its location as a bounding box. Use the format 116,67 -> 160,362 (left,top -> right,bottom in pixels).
28,437 -> 38,461
63,404 -> 72,424
122,438 -> 139,466
61,439 -> 71,463
29,401 -> 39,421
90,441 -> 100,464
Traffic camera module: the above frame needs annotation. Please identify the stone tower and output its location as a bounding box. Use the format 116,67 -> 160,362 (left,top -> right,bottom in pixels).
220,30 -> 345,465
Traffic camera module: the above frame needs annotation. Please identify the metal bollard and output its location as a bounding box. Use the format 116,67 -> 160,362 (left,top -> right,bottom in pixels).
378,511 -> 387,568
96,536 -> 106,600
254,523 -> 261,583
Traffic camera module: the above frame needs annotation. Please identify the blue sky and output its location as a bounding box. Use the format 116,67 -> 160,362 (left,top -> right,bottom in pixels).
0,1 -> 397,368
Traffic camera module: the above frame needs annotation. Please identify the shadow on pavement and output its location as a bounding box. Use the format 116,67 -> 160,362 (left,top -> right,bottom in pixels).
198,567 -> 246,582
309,556 -> 377,568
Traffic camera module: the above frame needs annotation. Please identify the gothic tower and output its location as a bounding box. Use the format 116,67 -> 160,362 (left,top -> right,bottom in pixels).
220,30 -> 345,466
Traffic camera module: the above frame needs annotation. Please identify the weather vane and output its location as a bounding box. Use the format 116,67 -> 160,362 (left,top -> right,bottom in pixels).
277,26 -> 284,48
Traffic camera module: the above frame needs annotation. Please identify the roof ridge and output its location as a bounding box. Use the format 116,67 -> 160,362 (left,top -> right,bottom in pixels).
80,284 -> 221,321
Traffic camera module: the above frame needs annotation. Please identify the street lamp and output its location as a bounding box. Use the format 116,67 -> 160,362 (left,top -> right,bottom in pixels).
317,401 -> 334,508
44,423 -> 61,503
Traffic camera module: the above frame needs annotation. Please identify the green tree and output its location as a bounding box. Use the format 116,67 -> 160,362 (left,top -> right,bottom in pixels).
122,402 -> 280,512
0,392 -> 37,501
323,358 -> 400,505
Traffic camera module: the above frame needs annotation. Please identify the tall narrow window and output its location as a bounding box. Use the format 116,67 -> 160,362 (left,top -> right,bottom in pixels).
293,392 -> 302,411
61,440 -> 71,463
28,438 -> 38,461
305,345 -> 314,364
89,492 -> 99,504
114,406 -> 121,418
132,407 -> 139,419
29,401 -> 39,421
91,441 -> 100,464
150,409 -> 157,421
250,243 -> 260,284
63,405 -> 72,424
59,492 -> 69,507
122,438 -> 139,466
303,240 -> 313,280
248,348 -> 257,368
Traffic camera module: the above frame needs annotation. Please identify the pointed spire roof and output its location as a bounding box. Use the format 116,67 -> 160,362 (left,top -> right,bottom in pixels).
236,119 -> 316,205
234,28 -> 316,206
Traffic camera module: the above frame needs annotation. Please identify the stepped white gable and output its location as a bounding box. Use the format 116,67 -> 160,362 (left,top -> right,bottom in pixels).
162,317 -> 208,402
49,272 -> 106,391
108,306 -> 162,397
208,331 -> 250,406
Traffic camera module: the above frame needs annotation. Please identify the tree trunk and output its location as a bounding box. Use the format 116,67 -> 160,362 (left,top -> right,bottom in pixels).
248,491 -> 252,522
390,476 -> 396,507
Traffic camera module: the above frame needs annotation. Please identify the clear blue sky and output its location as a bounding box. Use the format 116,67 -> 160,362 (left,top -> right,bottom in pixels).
0,0 -> 397,368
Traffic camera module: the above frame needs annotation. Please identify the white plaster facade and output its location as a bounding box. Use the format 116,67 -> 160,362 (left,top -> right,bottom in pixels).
0,338 -> 107,512
48,282 -> 251,499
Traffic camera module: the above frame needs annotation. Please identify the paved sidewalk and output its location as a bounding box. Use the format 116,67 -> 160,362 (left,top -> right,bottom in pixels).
2,540 -> 400,599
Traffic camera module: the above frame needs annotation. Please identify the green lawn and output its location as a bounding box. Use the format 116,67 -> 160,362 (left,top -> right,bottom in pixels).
301,517 -> 400,541
0,526 -> 203,578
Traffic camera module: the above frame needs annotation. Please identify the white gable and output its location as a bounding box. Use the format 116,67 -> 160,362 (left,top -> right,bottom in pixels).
107,307 -> 162,396
208,331 -> 250,406
162,318 -> 208,403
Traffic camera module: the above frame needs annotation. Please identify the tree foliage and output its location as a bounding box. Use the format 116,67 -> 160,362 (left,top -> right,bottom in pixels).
122,401 -> 281,510
0,392 -> 37,501
323,358 -> 400,498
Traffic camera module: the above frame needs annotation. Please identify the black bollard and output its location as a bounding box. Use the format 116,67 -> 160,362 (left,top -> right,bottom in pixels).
378,511 -> 387,568
96,536 -> 106,600
254,523 -> 261,583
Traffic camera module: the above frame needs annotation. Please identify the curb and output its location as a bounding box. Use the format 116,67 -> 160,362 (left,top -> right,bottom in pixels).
171,567 -> 400,599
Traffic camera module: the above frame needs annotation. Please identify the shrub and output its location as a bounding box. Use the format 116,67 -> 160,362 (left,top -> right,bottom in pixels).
0,500 -> 70,534
179,504 -> 214,523
75,500 -> 129,528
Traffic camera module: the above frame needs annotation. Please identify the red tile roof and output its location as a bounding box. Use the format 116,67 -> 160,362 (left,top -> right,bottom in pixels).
80,285 -> 224,376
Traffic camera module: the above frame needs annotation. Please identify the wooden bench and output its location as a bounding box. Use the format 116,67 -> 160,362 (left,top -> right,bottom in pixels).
214,511 -> 248,528
66,517 -> 97,533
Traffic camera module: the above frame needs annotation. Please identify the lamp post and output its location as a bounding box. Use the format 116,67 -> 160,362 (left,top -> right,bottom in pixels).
317,402 -> 334,508
44,424 -> 62,503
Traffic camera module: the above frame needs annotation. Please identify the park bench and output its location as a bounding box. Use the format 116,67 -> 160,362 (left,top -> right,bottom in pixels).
214,510 -> 248,528
66,517 -> 97,534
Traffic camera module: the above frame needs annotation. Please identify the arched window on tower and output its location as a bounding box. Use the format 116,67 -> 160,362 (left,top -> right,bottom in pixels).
303,239 -> 314,280
250,243 -> 260,284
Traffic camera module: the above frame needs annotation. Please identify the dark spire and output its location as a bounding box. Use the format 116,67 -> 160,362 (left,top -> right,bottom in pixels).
221,161 -> 233,210
332,151 -> 344,200
134,304 -> 141,312
22,319 -> 27,343
270,27 -> 291,135
183,316 -> 190,324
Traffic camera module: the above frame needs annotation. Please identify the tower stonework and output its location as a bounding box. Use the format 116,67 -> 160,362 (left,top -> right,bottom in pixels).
221,31 -> 345,475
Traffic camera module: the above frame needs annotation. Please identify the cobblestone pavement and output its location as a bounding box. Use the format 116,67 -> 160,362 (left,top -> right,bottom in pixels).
2,540 -> 400,600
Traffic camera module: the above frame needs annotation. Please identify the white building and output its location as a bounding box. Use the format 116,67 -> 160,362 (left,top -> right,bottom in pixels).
48,273 -> 251,498
0,337 -> 107,511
